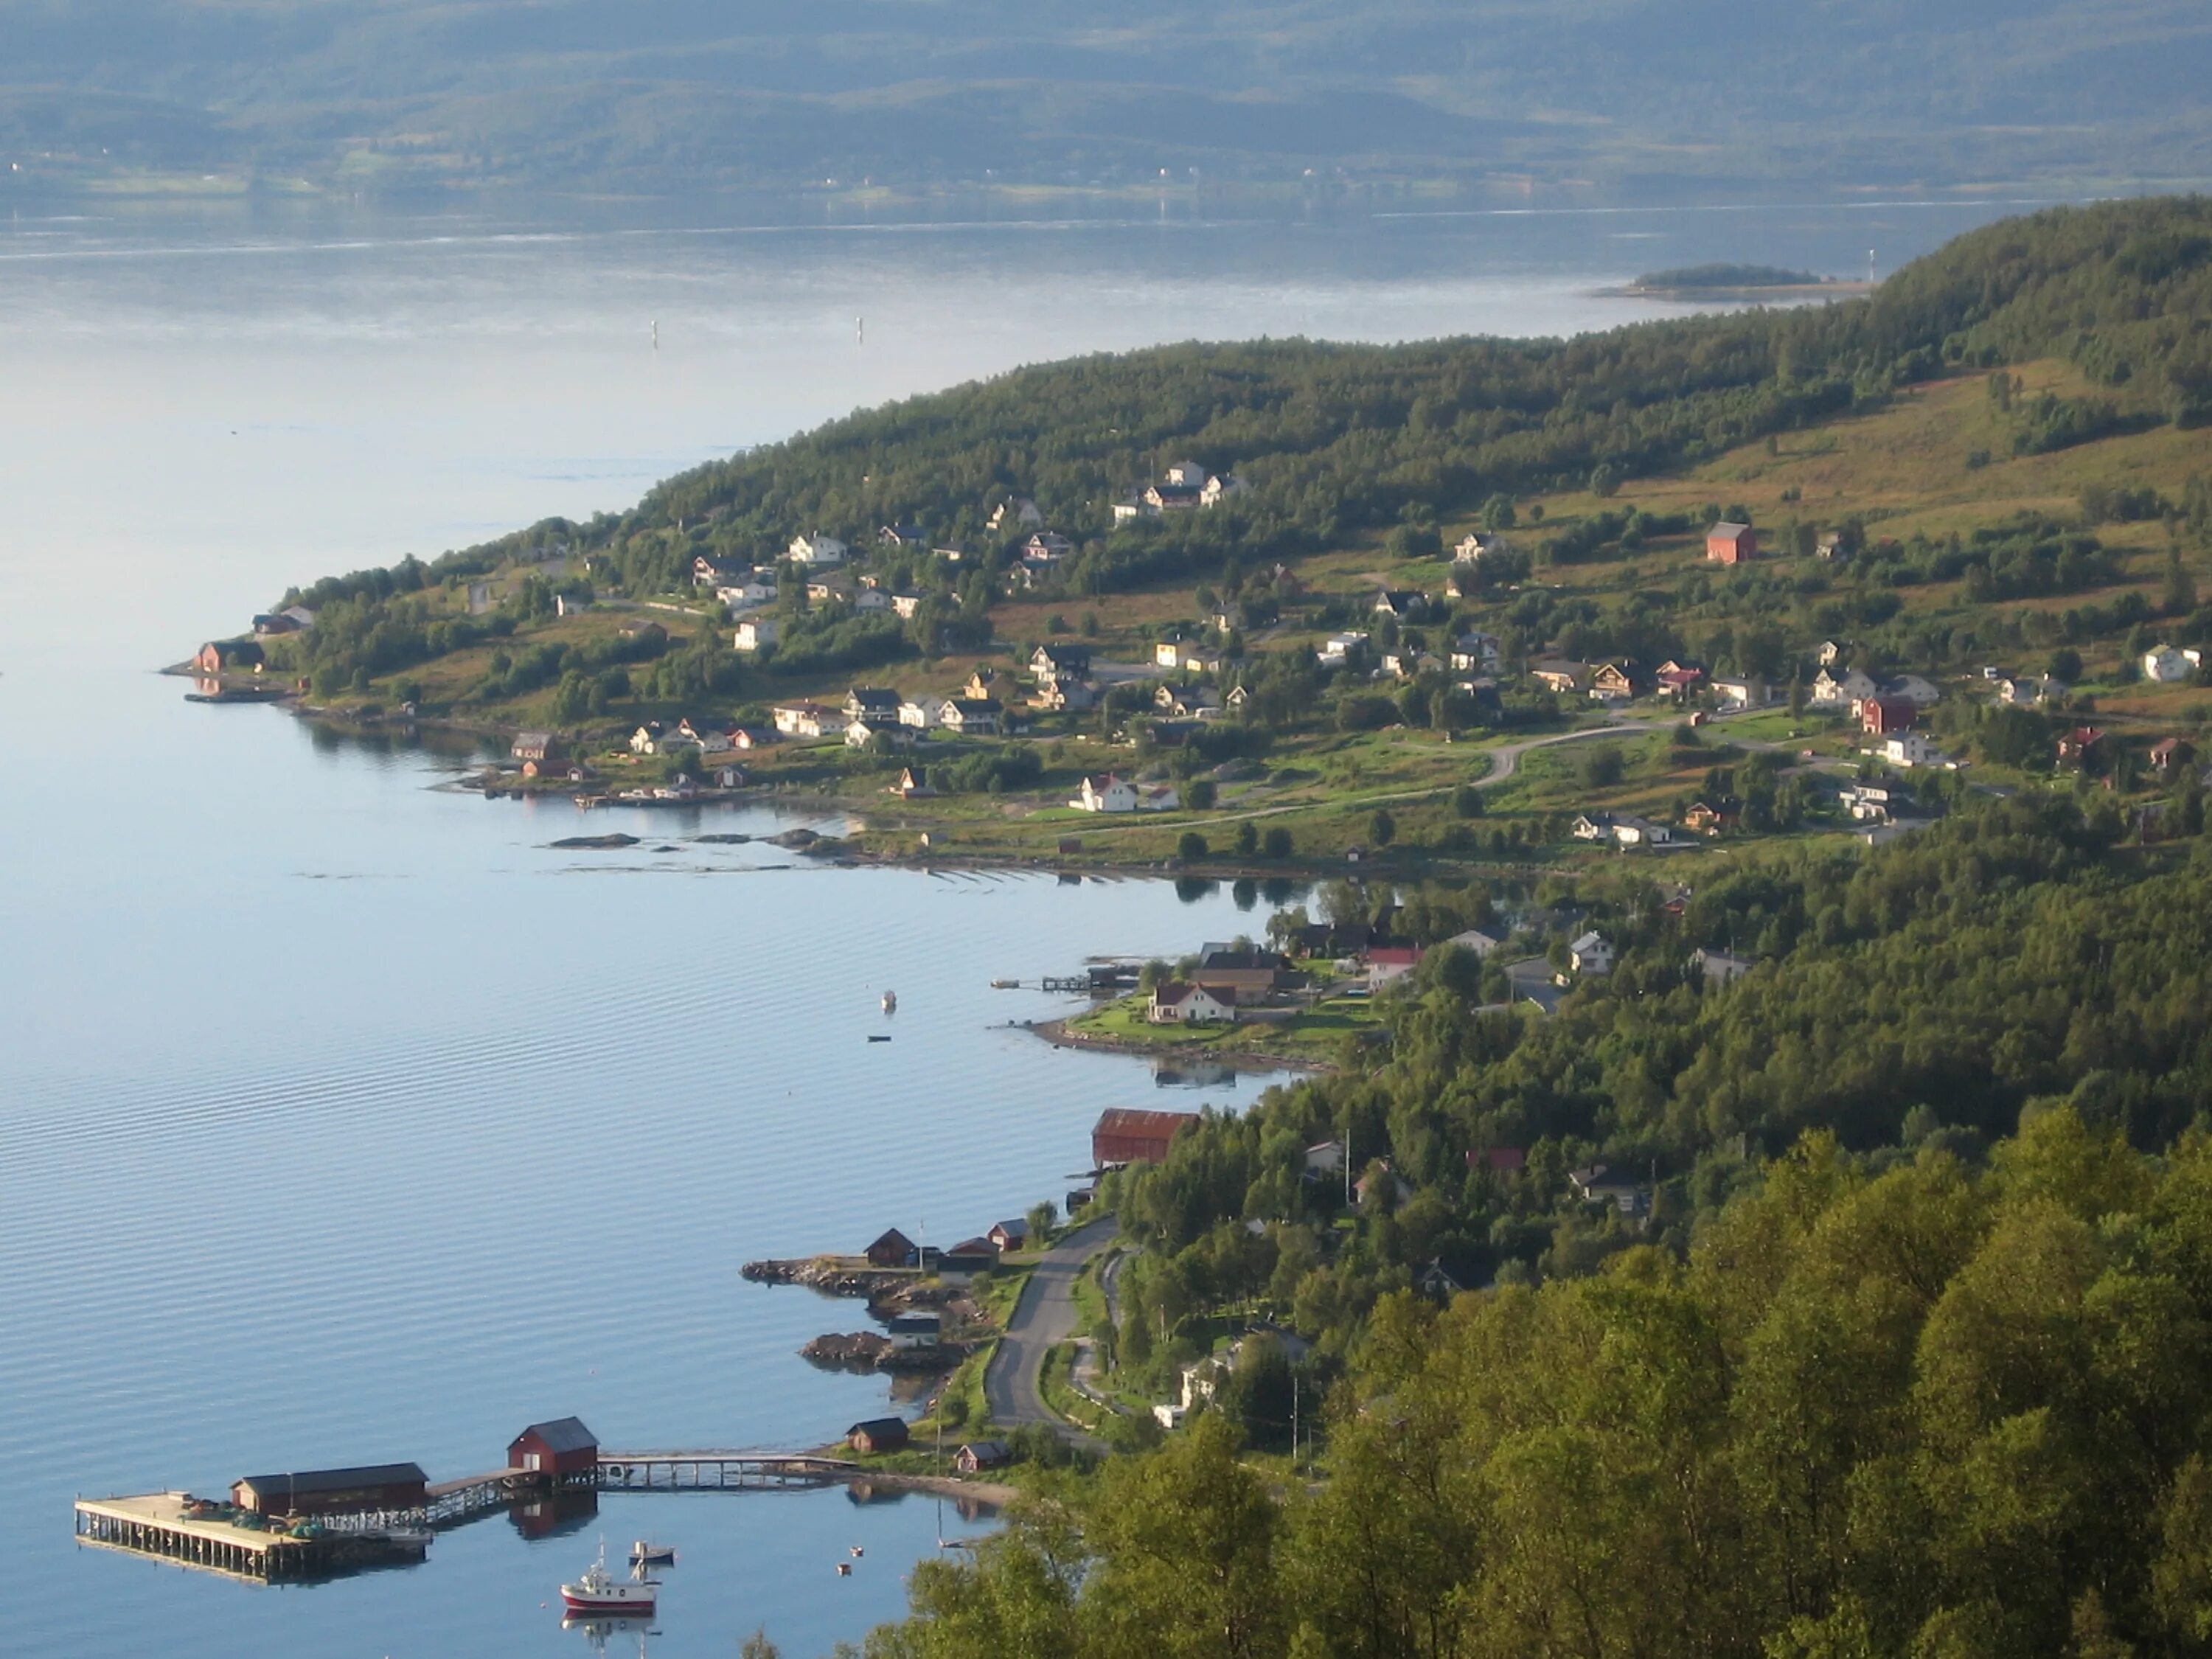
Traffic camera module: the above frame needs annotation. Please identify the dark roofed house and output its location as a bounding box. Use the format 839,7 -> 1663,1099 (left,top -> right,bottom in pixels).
955,1440 -> 1012,1474
865,1228 -> 917,1268
1092,1107 -> 1197,1167
231,1463 -> 428,1517
846,1418 -> 911,1455
512,731 -> 557,763
939,1237 -> 1001,1276
509,1417 -> 598,1481
987,1218 -> 1030,1252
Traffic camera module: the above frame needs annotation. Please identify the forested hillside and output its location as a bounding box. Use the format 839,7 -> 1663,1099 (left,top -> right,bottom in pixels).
3,0 -> 2210,196
874,1115 -> 2212,1658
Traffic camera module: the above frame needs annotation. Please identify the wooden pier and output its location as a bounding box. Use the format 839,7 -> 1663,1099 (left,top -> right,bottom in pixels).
595,1450 -> 855,1491
73,1492 -> 424,1582
75,1449 -> 858,1583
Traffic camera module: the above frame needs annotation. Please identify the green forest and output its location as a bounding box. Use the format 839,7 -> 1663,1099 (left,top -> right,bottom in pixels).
839,790 -> 2212,1658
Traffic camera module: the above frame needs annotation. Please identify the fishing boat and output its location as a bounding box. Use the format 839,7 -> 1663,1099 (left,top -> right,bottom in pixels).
629,1540 -> 676,1566
563,1543 -> 658,1615
881,990 -> 897,1013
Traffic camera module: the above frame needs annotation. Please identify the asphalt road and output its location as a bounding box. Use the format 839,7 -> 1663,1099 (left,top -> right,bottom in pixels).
984,1212 -> 1119,1448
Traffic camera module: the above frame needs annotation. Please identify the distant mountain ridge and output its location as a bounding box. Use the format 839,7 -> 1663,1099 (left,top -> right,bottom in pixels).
1,0 -> 2209,198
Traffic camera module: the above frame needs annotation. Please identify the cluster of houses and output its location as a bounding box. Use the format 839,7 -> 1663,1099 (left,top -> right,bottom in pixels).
1110,460 -> 1247,522
1144,944 -> 1306,1025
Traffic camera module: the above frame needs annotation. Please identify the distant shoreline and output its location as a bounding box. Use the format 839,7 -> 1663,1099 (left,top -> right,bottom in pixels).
1594,279 -> 1877,302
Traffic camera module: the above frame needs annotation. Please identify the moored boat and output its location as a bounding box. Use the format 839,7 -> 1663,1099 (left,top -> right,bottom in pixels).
881,990 -> 897,1013
629,1540 -> 676,1565
563,1543 -> 658,1615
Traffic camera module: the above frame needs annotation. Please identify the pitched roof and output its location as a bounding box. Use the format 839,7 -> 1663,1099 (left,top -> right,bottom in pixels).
1709,521 -> 1752,539
237,1463 -> 426,1495
1093,1107 -> 1200,1139
516,1416 -> 597,1454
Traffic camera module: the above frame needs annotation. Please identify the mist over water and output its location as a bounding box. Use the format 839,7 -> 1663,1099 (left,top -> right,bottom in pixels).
0,194 -> 2040,1655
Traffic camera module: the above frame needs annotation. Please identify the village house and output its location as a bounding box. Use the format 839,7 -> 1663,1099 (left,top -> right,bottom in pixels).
1382,649 -> 1441,680
1453,532 -> 1502,562
1031,643 -> 1092,684
692,554 -> 740,588
2057,726 -> 2106,768
1446,926 -> 1506,957
629,721 -> 670,754
889,766 -> 935,799
845,717 -> 908,750
1887,673 -> 1944,707
1818,640 -> 1846,665
987,1219 -> 1030,1253
1199,471 -> 1248,508
1570,932 -> 1614,975
1860,695 -> 1917,736
717,577 -> 778,611
1656,661 -> 1708,699
1318,631 -> 1370,665
1816,532 -> 1848,561
1155,684 -> 1222,719
805,574 -> 857,605
1711,675 -> 1768,709
1683,799 -> 1740,835
2153,737 -> 2195,773
939,1237 -> 1001,1278
877,521 -> 925,548
1450,632 -> 1503,672
1837,782 -> 1913,823
1569,1164 -> 1648,1217
772,703 -> 848,740
864,1228 -> 917,1268
511,731 -> 557,763
1705,521 -> 1758,564
846,687 -> 902,723
2144,643 -> 2204,683
1372,588 -> 1428,621
1811,667 -> 1881,709
938,697 -> 1004,735
965,669 -> 1022,705
1531,659 -> 1591,695
1609,815 -> 1676,848
989,496 -> 1045,532
1091,1107 -> 1199,1166
1355,1164 -> 1416,1210
1998,674 -> 2062,706
787,533 -> 847,566
675,717 -> 734,756
846,1419 -> 909,1455
193,639 -> 265,674
1366,945 -> 1421,991
954,1441 -> 1011,1475
890,591 -> 925,619
898,698 -> 939,730
1304,1139 -> 1346,1178
1691,947 -> 1756,987
1033,677 -> 1097,712
1071,773 -> 1138,813
1588,661 -> 1638,702
1022,531 -> 1074,564
1150,981 -> 1237,1025
733,619 -> 779,653
1883,731 -> 1942,768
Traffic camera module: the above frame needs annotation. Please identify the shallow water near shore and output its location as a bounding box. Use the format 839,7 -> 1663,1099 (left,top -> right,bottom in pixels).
0,194 -> 2053,1655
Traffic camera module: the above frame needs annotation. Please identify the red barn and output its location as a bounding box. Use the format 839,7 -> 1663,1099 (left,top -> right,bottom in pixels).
508,1416 -> 598,1481
1091,1107 -> 1198,1168
1705,522 -> 1757,564
1860,695 -> 1917,736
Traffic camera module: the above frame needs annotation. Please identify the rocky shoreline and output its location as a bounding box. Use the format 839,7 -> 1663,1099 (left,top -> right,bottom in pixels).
1024,1017 -> 1326,1076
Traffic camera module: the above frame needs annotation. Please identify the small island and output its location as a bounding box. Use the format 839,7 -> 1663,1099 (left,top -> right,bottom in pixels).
1599,262 -> 1872,301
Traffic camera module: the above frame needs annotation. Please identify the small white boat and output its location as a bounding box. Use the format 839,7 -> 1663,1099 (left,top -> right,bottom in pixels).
563,1542 -> 658,1615
629,1540 -> 676,1566
881,990 -> 897,1013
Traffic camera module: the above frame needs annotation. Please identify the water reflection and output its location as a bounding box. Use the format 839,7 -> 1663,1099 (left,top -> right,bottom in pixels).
563,1613 -> 654,1656
512,1487 -> 599,1542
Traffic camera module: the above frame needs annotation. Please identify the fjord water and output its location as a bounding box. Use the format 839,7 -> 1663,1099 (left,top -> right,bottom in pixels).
0,195 -> 2040,1657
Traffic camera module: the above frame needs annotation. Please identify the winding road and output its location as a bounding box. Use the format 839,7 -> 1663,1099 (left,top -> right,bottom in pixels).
984,1213 -> 1119,1450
